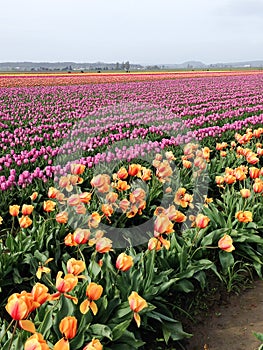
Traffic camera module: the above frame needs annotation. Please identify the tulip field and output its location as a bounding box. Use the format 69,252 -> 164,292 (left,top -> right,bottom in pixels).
0,71 -> 263,349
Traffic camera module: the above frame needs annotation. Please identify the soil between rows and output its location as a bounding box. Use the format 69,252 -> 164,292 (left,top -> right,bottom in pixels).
185,279 -> 263,350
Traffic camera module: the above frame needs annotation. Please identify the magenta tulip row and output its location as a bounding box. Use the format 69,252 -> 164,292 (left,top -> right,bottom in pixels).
1,74 -> 263,191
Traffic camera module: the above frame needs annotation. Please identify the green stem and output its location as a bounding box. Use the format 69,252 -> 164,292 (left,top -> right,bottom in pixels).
0,319 -> 14,344
7,320 -> 17,350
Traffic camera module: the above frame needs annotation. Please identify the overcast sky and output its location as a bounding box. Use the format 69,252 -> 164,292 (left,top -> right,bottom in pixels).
1,0 -> 263,64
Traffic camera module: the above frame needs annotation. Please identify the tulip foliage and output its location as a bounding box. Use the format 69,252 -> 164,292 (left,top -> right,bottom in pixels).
0,72 -> 263,349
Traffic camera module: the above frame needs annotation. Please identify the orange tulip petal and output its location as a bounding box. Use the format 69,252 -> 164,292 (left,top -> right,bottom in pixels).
19,320 -> 36,333
134,312 -> 141,327
90,301 -> 98,316
80,299 -> 90,314
54,338 -> 69,350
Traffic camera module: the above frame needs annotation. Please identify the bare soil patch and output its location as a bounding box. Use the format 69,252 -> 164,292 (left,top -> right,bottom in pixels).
185,279 -> 263,350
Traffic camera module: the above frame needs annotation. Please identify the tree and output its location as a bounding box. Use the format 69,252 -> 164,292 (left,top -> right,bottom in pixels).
115,62 -> 120,70
125,61 -> 130,72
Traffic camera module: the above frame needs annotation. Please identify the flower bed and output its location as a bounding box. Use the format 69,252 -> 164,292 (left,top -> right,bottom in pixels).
0,72 -> 263,349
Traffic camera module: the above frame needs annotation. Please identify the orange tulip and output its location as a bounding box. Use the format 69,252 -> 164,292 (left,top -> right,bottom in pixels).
86,282 -> 103,301
31,283 -> 50,305
91,174 -> 111,193
53,338 -> 69,350
233,168 -> 246,181
116,253 -> 133,271
95,237 -> 112,253
154,214 -> 174,237
80,283 -> 103,315
29,192 -> 38,201
116,167 -> 128,180
48,187 -> 59,199
119,198 -> 130,212
88,212 -> 101,228
224,174 -> 236,185
218,234 -> 235,252
106,191 -> 118,203
182,159 -> 192,169
73,228 -> 91,244
19,215 -> 33,228
83,338 -> 103,350
141,167 -> 152,181
67,194 -> 81,207
101,204 -> 114,217
67,258 -> 86,276
128,291 -> 148,327
24,333 -> 50,350
59,316 -> 78,339
75,203 -> 87,215
5,292 -> 38,320
56,211 -> 68,224
253,179 -> 263,193
249,167 -> 260,179
55,271 -> 78,293
195,214 -> 210,228
64,233 -> 78,247
246,152 -> 259,165
43,200 -> 56,212
79,192 -> 92,203
21,204 -> 34,215
235,210 -> 253,223
9,204 -> 20,216
71,163 -> 85,175
240,189 -> 251,198
128,163 -> 141,176
148,237 -> 162,251
215,176 -> 224,186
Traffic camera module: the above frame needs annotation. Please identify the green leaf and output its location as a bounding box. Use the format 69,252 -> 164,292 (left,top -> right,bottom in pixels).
90,324 -> 112,340
112,320 -> 131,341
219,250 -> 234,271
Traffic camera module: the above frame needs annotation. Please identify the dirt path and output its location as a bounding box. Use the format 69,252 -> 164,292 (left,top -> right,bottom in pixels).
186,279 -> 263,350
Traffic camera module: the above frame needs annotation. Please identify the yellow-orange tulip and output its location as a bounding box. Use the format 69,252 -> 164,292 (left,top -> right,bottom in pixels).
240,189 -> 251,198
48,187 -> 59,199
148,237 -> 162,251
5,292 -> 38,320
67,258 -> 86,276
21,204 -> 34,215
79,192 -> 92,203
55,271 -> 78,293
95,237 -> 112,253
73,228 -> 91,244
154,214 -> 174,237
71,163 -> 86,175
128,291 -> 148,327
195,214 -> 210,229
83,338 -> 103,350
9,204 -> 20,216
235,210 -> 253,223
86,282 -> 103,301
29,192 -> 38,201
31,283 -> 50,305
128,163 -> 141,176
56,211 -> 68,224
249,167 -> 260,179
116,253 -> 133,271
24,333 -> 50,350
253,179 -> 263,193
218,234 -> 235,252
43,200 -> 56,212
19,215 -> 33,228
